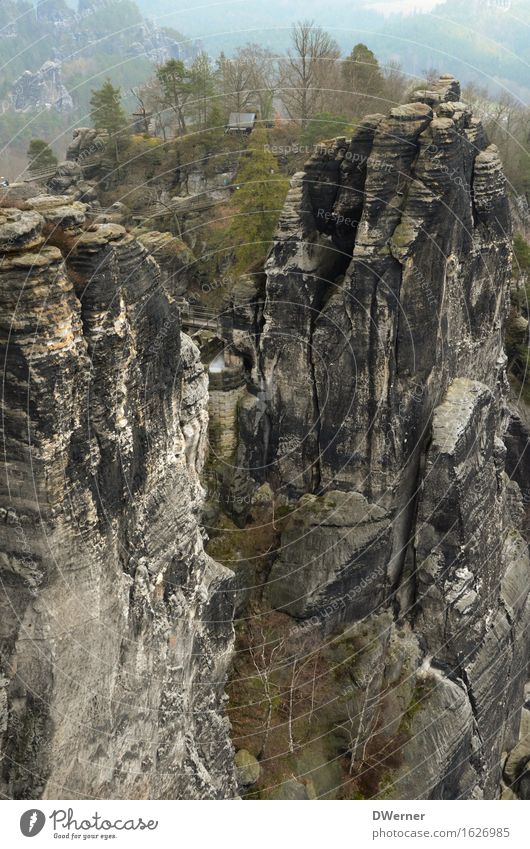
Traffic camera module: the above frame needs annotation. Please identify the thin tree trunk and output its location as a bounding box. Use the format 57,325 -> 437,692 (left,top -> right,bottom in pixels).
288,658 -> 298,753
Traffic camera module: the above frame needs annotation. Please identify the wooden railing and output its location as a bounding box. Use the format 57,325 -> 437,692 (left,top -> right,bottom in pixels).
21,166 -> 57,183
178,300 -> 223,333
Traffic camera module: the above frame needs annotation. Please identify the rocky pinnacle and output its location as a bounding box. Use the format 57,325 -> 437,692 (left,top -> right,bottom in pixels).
0,199 -> 236,799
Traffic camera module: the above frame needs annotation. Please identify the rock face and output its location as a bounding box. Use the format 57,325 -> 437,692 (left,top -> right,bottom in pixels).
1,74 -> 529,802
0,200 -> 236,799
134,230 -> 195,298
36,1 -> 72,23
266,490 -> 392,620
78,2 -> 191,64
230,77 -> 530,798
11,61 -> 73,113
66,128 -> 109,168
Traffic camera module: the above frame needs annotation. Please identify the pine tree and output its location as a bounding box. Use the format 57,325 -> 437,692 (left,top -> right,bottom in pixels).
90,79 -> 127,135
227,128 -> 289,272
156,59 -> 192,136
27,139 -> 58,173
90,79 -> 128,162
342,43 -> 386,117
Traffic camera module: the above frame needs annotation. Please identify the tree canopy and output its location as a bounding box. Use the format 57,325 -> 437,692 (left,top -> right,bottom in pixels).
227,128 -> 289,272
342,43 -> 386,116
27,139 -> 57,172
156,59 -> 192,136
90,79 -> 127,135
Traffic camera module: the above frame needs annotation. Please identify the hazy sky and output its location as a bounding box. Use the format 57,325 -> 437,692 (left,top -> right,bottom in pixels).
365,1 -> 444,12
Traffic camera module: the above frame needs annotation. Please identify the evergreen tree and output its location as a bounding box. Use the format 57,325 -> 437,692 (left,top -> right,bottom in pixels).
156,59 -> 192,136
27,138 -> 57,172
227,128 -> 289,272
342,43 -> 386,117
90,79 -> 127,135
207,104 -> 225,132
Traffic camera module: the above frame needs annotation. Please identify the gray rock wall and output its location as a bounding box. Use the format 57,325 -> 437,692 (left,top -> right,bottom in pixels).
0,200 -> 236,799
11,61 -> 73,113
231,77 -> 530,798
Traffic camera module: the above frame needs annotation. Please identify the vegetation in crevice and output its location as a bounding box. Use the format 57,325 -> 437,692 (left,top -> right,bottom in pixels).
506,233 -> 530,404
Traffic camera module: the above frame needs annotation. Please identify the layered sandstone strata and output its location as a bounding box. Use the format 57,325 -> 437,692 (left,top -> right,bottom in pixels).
228,77 -> 530,798
0,199 -> 236,799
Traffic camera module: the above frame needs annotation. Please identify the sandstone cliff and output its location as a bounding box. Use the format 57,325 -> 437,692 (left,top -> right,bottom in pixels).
11,61 -> 73,113
0,200 -> 236,799
223,76 -> 530,799
1,73 -> 528,803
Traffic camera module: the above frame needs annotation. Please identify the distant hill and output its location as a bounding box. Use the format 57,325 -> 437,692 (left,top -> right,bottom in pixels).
0,1 -> 195,100
0,0 -> 196,178
135,0 -> 530,99
1,0 -> 527,180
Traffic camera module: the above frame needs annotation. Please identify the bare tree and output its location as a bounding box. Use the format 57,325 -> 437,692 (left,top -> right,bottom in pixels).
463,85 -> 530,194
381,60 -> 408,109
236,44 -> 279,122
248,624 -> 286,757
339,668 -> 382,775
283,638 -> 322,752
279,20 -> 340,125
422,66 -> 441,84
190,52 -> 215,130
216,50 -> 255,117
133,77 -> 170,140
130,87 -> 151,134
